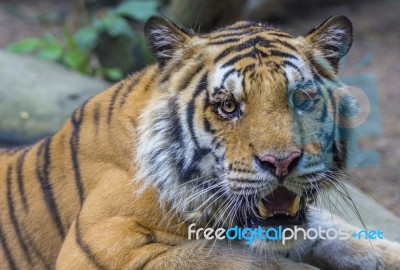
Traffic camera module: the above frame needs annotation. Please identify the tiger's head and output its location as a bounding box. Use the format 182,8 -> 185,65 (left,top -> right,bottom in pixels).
136,16 -> 355,251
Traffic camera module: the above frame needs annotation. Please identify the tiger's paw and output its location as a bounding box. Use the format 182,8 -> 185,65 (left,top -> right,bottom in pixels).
305,238 -> 400,270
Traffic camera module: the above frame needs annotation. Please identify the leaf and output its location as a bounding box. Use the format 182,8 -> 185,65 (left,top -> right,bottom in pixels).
102,15 -> 134,38
36,43 -> 64,60
104,67 -> 123,81
64,26 -> 78,50
93,17 -> 105,31
115,0 -> 158,22
74,26 -> 99,51
62,50 -> 88,71
42,33 -> 59,44
7,38 -> 42,53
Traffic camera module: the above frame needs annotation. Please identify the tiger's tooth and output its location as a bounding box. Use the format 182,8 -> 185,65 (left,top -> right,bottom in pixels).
289,196 -> 301,216
258,199 -> 271,218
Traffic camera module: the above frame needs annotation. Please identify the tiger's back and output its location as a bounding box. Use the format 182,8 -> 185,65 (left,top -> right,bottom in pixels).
0,65 -> 159,269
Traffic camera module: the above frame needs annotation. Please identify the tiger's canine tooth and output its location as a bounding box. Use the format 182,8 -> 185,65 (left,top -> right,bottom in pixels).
288,196 -> 300,216
257,199 -> 271,218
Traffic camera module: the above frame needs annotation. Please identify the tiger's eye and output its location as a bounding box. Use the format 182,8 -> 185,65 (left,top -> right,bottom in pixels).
294,92 -> 308,106
294,90 -> 318,107
222,100 -> 237,114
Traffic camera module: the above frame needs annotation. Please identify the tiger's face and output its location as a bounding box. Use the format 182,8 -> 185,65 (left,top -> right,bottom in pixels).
137,16 -> 354,251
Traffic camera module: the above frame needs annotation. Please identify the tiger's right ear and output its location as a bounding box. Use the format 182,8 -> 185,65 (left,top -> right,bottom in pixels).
144,16 -> 193,67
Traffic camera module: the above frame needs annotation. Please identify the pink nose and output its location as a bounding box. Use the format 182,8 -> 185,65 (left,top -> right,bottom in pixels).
260,152 -> 301,177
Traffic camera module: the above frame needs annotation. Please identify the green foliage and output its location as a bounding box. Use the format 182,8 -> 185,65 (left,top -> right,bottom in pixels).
104,67 -> 124,81
7,38 -> 42,53
7,0 -> 159,81
73,27 -> 98,51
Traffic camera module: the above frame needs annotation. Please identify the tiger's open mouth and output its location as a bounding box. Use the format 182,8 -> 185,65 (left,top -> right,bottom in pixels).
242,186 -> 308,227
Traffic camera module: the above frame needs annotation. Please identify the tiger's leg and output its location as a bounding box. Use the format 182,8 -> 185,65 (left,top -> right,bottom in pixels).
55,169 -> 318,270
56,217 -> 320,270
291,208 -> 400,269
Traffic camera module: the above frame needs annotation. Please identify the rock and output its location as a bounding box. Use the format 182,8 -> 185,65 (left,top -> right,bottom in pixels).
322,184 -> 400,242
0,50 -> 109,146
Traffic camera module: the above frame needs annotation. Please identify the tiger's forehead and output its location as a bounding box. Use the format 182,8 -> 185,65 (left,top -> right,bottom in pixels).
204,23 -> 314,96
209,57 -> 314,100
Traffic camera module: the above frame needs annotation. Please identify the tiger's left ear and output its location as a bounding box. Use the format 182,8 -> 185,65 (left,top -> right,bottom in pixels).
144,16 -> 193,67
305,15 -> 353,71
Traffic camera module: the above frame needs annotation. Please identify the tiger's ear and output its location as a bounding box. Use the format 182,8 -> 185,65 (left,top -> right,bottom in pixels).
144,16 -> 193,67
305,15 -> 353,71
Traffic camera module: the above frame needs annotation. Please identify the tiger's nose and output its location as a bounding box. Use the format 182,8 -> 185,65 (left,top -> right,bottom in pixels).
258,152 -> 301,178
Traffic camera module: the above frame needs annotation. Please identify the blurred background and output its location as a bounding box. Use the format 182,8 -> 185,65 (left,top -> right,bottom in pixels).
0,0 -> 399,217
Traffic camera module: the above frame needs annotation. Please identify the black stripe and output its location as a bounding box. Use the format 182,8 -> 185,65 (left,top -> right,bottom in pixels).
313,61 -> 335,80
267,32 -> 293,38
214,36 -> 273,63
107,82 -> 125,124
212,68 -> 236,96
203,90 -> 210,112
270,39 -> 297,51
222,49 -> 267,68
220,68 -> 236,88
240,63 -> 256,76
160,58 -> 186,84
16,149 -> 29,212
23,233 -> 52,270
203,118 -> 214,134
0,220 -> 18,270
93,103 -> 101,135
6,165 -> 32,264
167,97 -> 184,145
75,217 -> 107,270
209,27 -> 265,40
283,60 -> 305,81
240,64 -> 255,94
70,101 -> 88,206
209,29 -> 261,40
186,73 -> 208,149
119,76 -> 140,108
144,72 -> 157,92
214,22 -> 260,32
211,27 -> 291,38
178,63 -> 204,91
209,38 -> 241,46
36,138 -> 65,238
269,50 -> 298,60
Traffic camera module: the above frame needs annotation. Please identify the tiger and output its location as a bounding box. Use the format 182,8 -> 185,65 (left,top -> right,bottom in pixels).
0,15 -> 399,270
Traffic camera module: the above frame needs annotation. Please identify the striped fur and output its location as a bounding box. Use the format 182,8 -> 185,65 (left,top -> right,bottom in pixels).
1,16 -> 399,270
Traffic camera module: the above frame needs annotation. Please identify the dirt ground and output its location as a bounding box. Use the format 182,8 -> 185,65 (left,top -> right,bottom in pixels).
0,0 -> 399,215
